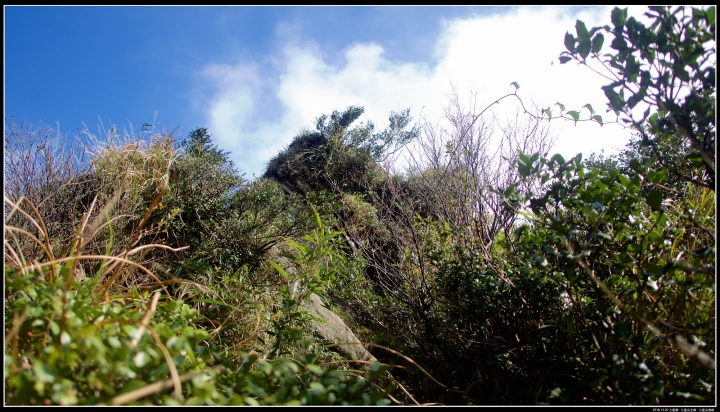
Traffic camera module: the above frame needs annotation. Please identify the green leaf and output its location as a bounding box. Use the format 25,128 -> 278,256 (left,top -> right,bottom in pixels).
583,204 -> 598,224
566,110 -> 580,122
270,261 -> 293,281
558,55 -> 573,64
543,108 -> 553,119
575,20 -> 590,40
108,336 -> 122,349
518,151 -> 530,165
628,159 -> 641,172
610,36 -> 628,51
555,102 -> 566,112
624,56 -> 642,83
532,254 -> 549,267
596,232 -> 613,240
513,225 -> 527,240
306,364 -> 324,375
551,153 -> 566,164
551,220 -> 568,235
510,81 -> 520,90
34,362 -> 56,383
50,320 -> 60,336
549,387 -> 563,399
646,191 -> 663,211
591,33 -> 604,53
649,168 -> 667,183
602,85 -> 625,111
611,7 -> 628,29
119,379 -> 148,394
564,32 -> 576,53
244,397 -> 260,406
577,39 -> 591,59
672,62 -> 690,82
582,104 -> 595,115
618,174 -> 630,187
60,331 -> 71,346
707,6 -> 716,26
591,115 -> 603,125
134,351 -> 150,368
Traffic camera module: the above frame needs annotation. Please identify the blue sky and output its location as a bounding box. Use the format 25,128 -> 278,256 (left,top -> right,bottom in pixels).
5,6 -> 646,179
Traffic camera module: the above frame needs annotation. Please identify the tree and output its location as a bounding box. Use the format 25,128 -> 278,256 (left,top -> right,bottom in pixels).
264,106 -> 419,195
492,5 -> 716,403
559,6 -> 716,190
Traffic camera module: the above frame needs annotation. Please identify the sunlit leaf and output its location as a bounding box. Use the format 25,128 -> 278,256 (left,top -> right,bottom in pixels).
532,254 -> 549,267
134,351 -> 150,368
566,110 -> 580,122
33,362 -> 55,383
596,232 -> 613,240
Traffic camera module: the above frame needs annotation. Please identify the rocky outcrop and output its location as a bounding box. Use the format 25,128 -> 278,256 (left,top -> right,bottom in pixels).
301,293 -> 376,363
266,245 -> 375,363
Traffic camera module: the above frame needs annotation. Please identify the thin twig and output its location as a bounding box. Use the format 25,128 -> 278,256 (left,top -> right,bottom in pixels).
365,343 -> 465,394
231,313 -> 262,351
392,375 -> 420,405
148,326 -> 182,399
23,255 -> 172,297
130,291 -> 161,348
5,304 -> 30,358
3,226 -> 53,265
109,365 -> 223,405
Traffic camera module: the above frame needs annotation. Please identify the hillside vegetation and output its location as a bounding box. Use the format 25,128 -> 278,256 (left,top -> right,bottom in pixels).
4,6 -> 715,405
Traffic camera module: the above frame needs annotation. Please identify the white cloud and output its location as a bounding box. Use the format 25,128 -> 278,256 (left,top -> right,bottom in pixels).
199,6 -> 642,178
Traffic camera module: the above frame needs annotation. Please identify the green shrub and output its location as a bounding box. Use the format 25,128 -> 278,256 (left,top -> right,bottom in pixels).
4,267 -> 217,405
4,265 -> 393,406
502,152 -> 714,404
4,197 -> 394,406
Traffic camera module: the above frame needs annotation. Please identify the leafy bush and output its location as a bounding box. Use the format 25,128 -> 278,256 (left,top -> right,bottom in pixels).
4,195 -> 394,406
4,265 -> 393,406
5,269 -> 216,405
502,150 -> 714,404
559,5 -> 715,189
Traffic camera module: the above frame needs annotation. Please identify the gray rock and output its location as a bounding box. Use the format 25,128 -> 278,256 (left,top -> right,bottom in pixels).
302,293 -> 377,363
